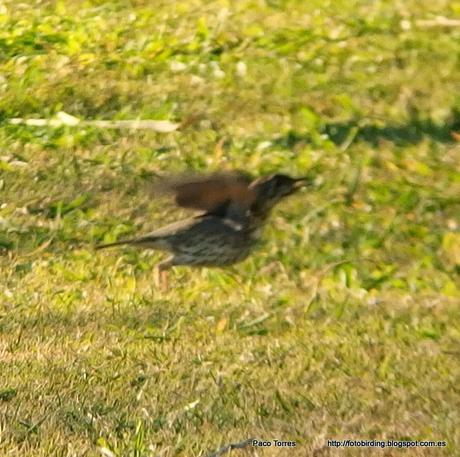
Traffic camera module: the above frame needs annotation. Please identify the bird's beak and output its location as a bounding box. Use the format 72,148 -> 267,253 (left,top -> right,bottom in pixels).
293,177 -> 313,190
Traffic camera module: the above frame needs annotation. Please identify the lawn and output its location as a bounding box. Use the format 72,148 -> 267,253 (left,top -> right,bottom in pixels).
0,0 -> 459,456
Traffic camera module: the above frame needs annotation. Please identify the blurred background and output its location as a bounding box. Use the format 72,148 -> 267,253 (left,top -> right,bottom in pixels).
0,1 -> 459,456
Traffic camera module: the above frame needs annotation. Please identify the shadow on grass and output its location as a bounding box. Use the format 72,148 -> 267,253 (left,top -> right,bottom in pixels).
276,110 -> 460,148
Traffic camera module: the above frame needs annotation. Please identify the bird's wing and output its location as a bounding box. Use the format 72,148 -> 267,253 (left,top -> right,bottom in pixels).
154,172 -> 257,214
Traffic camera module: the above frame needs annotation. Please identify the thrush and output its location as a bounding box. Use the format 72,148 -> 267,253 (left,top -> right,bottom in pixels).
96,172 -> 310,287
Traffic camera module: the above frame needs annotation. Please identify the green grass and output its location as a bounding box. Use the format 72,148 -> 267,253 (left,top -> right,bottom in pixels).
1,0 -> 460,456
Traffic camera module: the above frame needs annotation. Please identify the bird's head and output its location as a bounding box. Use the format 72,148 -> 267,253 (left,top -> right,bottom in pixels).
249,174 -> 311,217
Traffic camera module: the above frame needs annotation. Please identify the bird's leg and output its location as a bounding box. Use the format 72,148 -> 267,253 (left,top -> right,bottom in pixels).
153,264 -> 167,290
154,257 -> 173,291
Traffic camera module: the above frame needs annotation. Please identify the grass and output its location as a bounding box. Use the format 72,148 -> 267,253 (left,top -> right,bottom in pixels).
1,0 -> 459,456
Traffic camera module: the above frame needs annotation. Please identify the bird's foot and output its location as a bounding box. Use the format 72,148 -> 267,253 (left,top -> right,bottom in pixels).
154,259 -> 173,291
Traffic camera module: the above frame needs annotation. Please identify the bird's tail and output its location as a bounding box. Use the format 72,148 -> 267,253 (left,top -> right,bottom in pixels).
95,239 -> 139,250
95,235 -> 159,250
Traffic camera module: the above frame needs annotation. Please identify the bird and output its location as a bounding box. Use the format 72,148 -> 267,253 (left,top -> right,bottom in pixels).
96,172 -> 311,288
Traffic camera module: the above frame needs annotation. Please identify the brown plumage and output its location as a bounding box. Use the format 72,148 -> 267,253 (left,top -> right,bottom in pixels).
163,172 -> 255,213
96,172 -> 311,287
